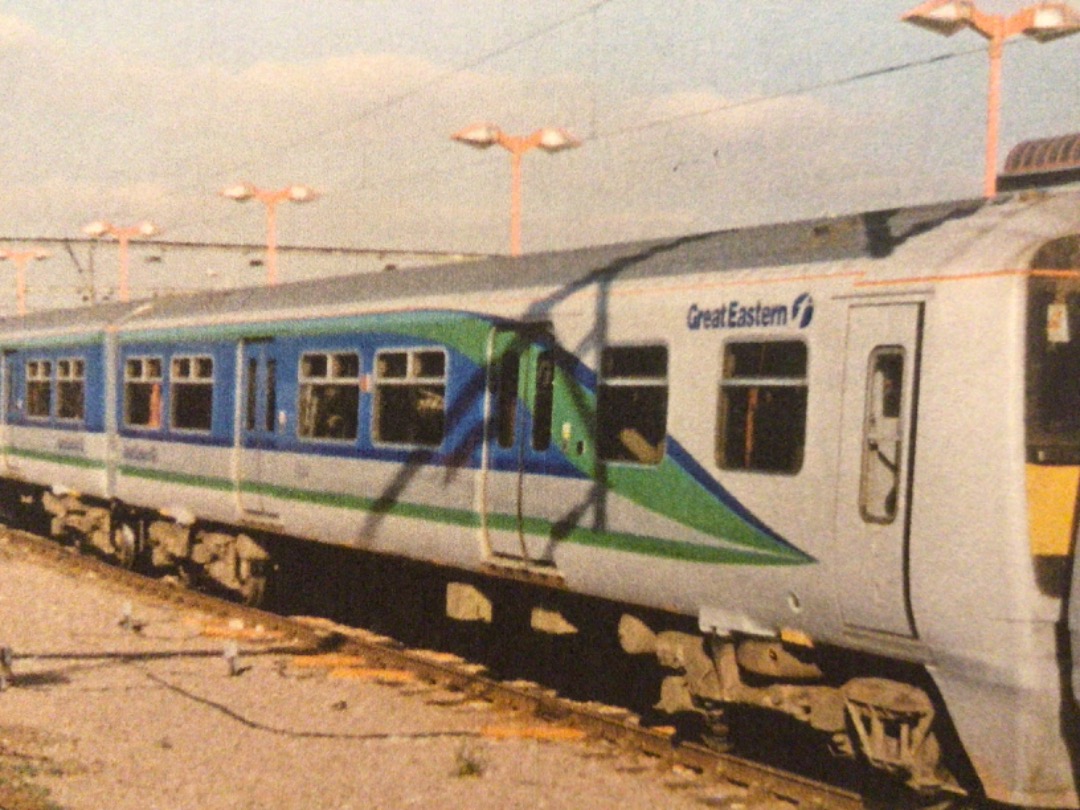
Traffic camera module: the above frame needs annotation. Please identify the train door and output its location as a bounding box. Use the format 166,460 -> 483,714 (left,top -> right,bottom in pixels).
483,326 -> 557,563
835,303 -> 922,637
0,351 -> 11,470
238,339 -> 281,516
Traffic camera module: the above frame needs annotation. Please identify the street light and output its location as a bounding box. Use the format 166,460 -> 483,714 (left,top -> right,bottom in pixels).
452,123 -> 581,257
220,183 -> 320,286
0,248 -> 50,316
82,220 -> 159,303
902,0 -> 1080,198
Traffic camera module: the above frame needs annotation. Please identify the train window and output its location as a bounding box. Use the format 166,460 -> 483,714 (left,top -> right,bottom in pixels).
4,355 -> 15,416
246,358 -> 278,433
532,351 -> 555,452
298,351 -> 360,440
245,358 -> 258,431
496,351 -> 520,449
597,345 -> 668,465
265,359 -> 277,432
25,360 -> 52,418
124,356 -> 163,428
1027,275 -> 1080,463
717,341 -> 807,474
57,358 -> 85,421
860,348 -> 904,524
373,348 -> 446,447
171,355 -> 214,432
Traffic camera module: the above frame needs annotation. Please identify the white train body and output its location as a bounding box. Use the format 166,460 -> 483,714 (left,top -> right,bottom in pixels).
1,190 -> 1079,805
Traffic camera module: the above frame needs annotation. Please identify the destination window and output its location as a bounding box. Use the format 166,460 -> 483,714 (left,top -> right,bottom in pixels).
597,345 -> 668,465
717,341 -> 807,474
171,355 -> 214,432
124,356 -> 163,428
373,348 -> 446,447
25,359 -> 52,418
57,358 -> 85,421
298,351 -> 360,440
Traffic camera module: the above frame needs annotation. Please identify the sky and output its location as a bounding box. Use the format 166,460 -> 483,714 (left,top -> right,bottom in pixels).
0,0 -> 1077,269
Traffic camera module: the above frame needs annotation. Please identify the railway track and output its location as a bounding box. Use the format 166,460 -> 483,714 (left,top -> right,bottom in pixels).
2,526 -> 883,810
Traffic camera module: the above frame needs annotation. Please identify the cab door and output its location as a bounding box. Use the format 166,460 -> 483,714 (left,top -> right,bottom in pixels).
482,327 -> 557,563
835,303 -> 922,637
238,339 -> 281,516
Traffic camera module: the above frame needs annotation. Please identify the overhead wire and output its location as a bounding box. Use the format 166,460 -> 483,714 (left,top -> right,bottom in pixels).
317,43 -> 991,203
67,4 -> 1006,248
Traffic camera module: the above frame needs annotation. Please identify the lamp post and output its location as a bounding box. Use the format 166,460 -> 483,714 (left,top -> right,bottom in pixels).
0,248 -> 50,316
902,0 -> 1080,198
82,221 -> 159,303
452,123 -> 581,257
221,183 -> 319,286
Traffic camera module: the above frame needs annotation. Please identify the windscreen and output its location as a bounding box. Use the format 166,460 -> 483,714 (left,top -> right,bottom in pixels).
1026,236 -> 1080,464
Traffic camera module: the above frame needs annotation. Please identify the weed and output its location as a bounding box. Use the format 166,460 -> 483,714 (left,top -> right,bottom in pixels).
453,742 -> 487,778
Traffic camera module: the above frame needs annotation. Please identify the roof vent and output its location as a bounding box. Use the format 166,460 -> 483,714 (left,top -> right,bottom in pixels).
1000,132 -> 1080,190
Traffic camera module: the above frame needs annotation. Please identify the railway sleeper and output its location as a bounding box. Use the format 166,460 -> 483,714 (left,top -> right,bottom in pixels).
618,613 -> 964,798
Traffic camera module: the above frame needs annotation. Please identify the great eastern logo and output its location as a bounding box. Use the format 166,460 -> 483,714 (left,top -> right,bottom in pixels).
687,293 -> 814,331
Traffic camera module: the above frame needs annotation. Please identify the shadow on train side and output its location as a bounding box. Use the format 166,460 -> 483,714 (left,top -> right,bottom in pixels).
860,201 -> 982,258
356,232 -> 718,552
520,232 -> 721,543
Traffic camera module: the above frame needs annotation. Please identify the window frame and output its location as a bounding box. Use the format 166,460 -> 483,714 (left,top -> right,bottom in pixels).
371,347 -> 448,448
169,354 -> 215,433
56,357 -> 86,422
858,346 -> 905,525
596,343 -> 669,466
716,339 -> 808,476
25,359 -> 53,419
123,355 -> 164,430
296,350 -> 362,442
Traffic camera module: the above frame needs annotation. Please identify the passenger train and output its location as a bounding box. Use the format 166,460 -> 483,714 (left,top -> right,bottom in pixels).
2,185 -> 1080,807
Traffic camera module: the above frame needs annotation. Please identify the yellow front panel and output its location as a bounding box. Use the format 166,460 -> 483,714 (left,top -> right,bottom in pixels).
1026,464 -> 1080,556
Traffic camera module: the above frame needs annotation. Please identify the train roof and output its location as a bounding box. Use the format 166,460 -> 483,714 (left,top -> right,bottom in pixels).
1,187 -> 1078,340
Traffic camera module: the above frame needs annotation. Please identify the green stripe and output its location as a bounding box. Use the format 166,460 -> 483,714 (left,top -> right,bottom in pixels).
1,335 -> 103,350
119,464 -> 794,566
8,446 -> 106,470
120,311 -> 492,349
118,464 -> 235,492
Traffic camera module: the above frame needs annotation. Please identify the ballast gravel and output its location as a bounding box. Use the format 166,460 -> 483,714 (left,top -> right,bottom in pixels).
0,538 -> 712,810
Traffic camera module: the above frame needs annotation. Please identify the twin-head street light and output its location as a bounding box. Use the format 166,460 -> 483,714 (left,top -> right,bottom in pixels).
452,124 -> 581,257
902,0 -> 1080,198
0,248 -> 50,316
82,220 -> 159,303
221,183 -> 320,286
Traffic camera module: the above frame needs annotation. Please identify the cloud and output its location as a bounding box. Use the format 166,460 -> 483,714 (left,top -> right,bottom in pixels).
0,10 -> 988,258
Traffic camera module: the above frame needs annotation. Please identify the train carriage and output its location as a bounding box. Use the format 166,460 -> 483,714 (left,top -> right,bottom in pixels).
1,188 -> 1079,806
